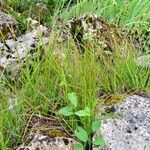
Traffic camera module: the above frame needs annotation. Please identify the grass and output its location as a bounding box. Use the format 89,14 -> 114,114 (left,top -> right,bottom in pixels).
0,0 -> 150,149
60,0 -> 149,27
60,0 -> 150,52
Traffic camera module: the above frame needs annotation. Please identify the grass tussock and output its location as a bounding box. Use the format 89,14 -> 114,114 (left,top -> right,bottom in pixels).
1,30 -> 150,148
0,0 -> 150,149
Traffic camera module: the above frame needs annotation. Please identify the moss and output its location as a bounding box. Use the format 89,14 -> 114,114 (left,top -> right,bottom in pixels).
104,94 -> 128,106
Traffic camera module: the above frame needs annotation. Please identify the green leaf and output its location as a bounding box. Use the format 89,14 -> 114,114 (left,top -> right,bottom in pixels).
68,92 -> 78,107
74,107 -> 90,117
92,120 -> 102,132
93,136 -> 106,148
73,144 -> 84,150
57,106 -> 73,116
75,126 -> 88,142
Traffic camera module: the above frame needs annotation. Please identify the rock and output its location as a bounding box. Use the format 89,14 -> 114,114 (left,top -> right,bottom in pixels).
0,11 -> 18,38
94,95 -> 150,150
136,54 -> 150,67
26,115 -> 71,139
59,14 -> 123,54
53,13 -> 126,62
26,18 -> 38,27
0,11 -> 17,26
16,115 -> 76,150
16,134 -> 76,150
0,25 -> 49,80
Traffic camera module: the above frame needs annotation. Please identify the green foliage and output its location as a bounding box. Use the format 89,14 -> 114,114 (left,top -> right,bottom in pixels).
0,0 -> 150,149
1,29 -> 150,149
58,91 -> 105,149
73,143 -> 84,150
58,92 -> 91,117
59,0 -> 150,53
58,106 -> 74,116
6,9 -> 28,33
0,95 -> 26,149
93,136 -> 106,148
75,126 -> 88,142
74,107 -> 91,117
60,0 -> 150,28
68,92 -> 78,107
92,120 -> 101,132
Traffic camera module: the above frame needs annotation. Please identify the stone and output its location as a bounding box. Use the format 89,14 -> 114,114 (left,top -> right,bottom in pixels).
136,54 -> 150,67
16,134 -> 76,150
0,11 -> 17,26
59,14 -> 124,54
0,25 -> 49,80
0,11 -> 18,38
94,95 -> 150,150
26,18 -> 38,27
16,115 -> 76,150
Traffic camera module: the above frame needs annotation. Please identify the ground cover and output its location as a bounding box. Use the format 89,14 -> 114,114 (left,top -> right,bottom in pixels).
0,0 -> 150,149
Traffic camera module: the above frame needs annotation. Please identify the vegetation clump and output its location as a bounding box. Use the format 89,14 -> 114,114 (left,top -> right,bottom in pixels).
0,0 -> 150,150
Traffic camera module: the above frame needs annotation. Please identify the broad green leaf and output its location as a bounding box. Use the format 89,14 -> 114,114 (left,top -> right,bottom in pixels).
73,144 -> 84,150
58,106 -> 73,116
93,136 -> 106,148
75,126 -> 88,142
92,120 -> 102,132
74,107 -> 90,117
68,92 -> 78,107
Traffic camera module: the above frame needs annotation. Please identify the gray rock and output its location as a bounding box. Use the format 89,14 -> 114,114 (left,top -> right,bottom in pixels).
0,11 -> 17,26
95,95 -> 150,150
0,42 -> 4,49
0,25 -> 49,78
0,11 -> 18,38
136,54 -> 150,67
